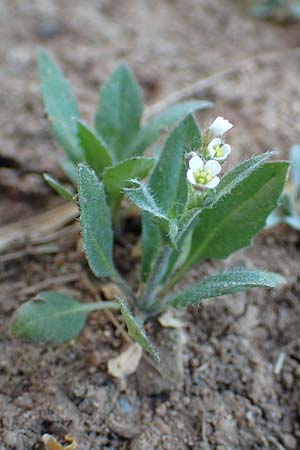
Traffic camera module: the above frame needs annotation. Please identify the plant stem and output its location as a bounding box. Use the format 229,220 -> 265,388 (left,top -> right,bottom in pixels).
138,245 -> 172,312
157,263 -> 188,299
79,301 -> 120,313
113,271 -> 137,308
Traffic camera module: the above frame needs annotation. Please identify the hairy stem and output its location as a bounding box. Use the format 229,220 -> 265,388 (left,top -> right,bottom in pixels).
113,271 -> 137,307
138,245 -> 172,312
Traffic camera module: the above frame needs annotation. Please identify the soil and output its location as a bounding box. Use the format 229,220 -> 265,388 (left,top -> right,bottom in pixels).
1,0 -> 300,449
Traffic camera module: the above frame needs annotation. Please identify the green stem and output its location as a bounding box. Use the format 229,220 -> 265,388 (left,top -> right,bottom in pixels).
157,262 -> 188,299
79,301 -> 120,313
113,271 -> 137,308
138,245 -> 172,312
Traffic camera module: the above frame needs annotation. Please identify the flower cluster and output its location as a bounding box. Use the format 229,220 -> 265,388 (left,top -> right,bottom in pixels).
187,116 -> 233,190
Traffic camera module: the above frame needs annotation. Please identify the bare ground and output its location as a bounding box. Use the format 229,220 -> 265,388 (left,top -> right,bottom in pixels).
1,0 -> 300,449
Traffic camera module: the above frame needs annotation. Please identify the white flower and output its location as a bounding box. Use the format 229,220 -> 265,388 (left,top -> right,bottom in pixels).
207,138 -> 231,162
187,155 -> 221,189
209,116 -> 233,137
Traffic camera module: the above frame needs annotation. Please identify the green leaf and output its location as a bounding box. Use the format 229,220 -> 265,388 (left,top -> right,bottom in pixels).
171,269 -> 285,308
95,64 -> 143,162
11,291 -> 119,342
183,162 -> 289,273
141,211 -> 161,281
290,144 -> 300,194
150,114 -> 201,216
117,297 -> 160,361
43,173 -> 74,202
76,120 -> 112,175
130,100 -> 212,156
60,159 -> 78,185
161,152 -> 276,282
78,163 -> 115,277
38,48 -> 82,162
102,157 -> 155,214
124,180 -> 168,221
202,151 -> 273,209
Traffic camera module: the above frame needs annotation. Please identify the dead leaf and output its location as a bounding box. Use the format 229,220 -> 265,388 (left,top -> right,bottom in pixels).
158,311 -> 185,329
108,342 -> 143,378
100,282 -> 122,300
42,434 -> 78,450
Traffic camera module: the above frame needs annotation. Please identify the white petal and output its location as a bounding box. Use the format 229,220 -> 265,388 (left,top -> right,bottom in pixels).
214,143 -> 231,161
187,169 -> 196,185
206,176 -> 220,189
209,116 -> 233,137
204,160 -> 221,176
207,138 -> 221,157
189,155 -> 203,171
222,144 -> 231,157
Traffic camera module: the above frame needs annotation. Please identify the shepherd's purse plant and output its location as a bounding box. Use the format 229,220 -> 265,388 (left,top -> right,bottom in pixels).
11,51 -> 289,362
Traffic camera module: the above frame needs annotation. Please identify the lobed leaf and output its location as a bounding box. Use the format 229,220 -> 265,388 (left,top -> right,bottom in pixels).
38,48 -> 82,162
117,297 -> 160,361
77,120 -> 112,175
78,164 -> 115,277
95,64 -> 143,162
171,269 -> 285,308
43,173 -> 74,202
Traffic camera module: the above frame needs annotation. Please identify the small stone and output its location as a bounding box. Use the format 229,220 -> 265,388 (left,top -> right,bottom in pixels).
4,430 -> 18,447
36,19 -> 62,39
282,372 -> 294,390
155,403 -> 167,416
281,433 -> 297,449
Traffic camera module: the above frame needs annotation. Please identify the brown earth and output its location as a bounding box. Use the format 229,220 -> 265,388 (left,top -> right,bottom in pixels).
1,0 -> 300,449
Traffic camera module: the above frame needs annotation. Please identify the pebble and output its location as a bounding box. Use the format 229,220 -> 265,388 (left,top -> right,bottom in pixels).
36,19 -> 62,38
282,372 -> 294,390
281,433 -> 297,449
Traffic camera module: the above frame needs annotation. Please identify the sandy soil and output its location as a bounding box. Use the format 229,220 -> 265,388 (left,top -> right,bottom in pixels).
1,0 -> 300,449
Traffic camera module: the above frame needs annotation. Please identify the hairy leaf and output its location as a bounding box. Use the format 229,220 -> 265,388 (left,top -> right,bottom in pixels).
171,269 -> 285,308
202,151 -> 273,209
95,64 -> 143,162
103,157 -> 155,213
38,48 -> 82,162
78,164 -> 115,277
141,211 -> 161,281
150,114 -> 201,216
11,292 -> 118,342
182,162 -> 289,273
77,120 -> 112,175
43,173 -> 74,202
117,297 -> 160,361
130,100 -> 212,156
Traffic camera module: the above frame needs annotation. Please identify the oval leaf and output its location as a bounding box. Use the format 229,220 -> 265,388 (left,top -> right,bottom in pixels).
11,292 -> 88,342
